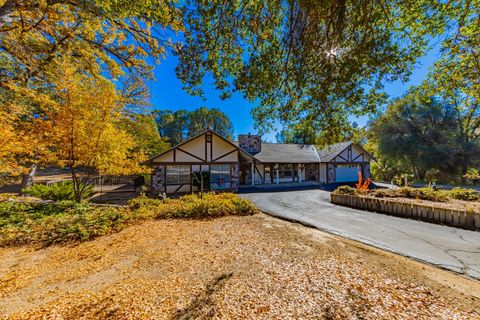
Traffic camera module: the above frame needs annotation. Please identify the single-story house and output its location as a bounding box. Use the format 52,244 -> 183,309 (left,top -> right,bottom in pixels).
143,129 -> 374,195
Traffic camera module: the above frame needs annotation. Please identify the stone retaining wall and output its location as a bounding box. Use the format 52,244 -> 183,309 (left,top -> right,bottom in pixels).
331,194 -> 480,231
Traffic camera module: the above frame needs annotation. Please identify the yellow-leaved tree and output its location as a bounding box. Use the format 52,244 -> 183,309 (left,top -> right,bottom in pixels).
28,61 -> 148,201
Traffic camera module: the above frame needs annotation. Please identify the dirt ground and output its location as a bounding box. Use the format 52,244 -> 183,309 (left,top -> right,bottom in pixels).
0,214 -> 479,320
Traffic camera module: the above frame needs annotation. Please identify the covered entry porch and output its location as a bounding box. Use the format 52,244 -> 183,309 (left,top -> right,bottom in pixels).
239,162 -> 320,186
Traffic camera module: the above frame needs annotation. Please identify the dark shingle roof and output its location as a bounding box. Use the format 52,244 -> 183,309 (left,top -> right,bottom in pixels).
254,143 -> 320,163
234,140 -> 373,163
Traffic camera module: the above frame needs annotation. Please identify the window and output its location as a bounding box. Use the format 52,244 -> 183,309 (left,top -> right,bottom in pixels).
166,165 -> 190,184
280,164 -> 293,178
210,164 -> 231,190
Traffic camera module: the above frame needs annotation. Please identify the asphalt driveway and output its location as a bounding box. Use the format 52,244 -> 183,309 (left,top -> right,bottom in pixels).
241,190 -> 480,280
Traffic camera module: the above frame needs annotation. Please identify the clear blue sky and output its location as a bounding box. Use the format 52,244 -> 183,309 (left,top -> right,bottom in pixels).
148,48 -> 441,142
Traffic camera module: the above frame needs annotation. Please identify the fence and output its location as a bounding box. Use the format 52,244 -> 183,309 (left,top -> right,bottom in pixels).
88,175 -> 138,186
330,194 -> 480,231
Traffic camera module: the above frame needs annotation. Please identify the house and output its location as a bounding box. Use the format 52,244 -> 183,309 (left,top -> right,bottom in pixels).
143,129 -> 375,195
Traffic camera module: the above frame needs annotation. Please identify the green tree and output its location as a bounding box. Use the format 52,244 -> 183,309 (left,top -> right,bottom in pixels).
187,107 -> 233,140
120,113 -> 170,157
369,93 -> 458,181
421,0 -> 480,182
153,107 -> 234,144
153,109 -> 190,146
176,0 -> 442,141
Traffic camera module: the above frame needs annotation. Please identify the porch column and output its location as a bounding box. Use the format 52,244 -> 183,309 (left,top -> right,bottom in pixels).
299,164 -> 302,183
251,162 -> 255,186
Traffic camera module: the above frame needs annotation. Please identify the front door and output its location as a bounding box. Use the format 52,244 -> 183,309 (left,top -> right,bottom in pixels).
239,164 -> 247,185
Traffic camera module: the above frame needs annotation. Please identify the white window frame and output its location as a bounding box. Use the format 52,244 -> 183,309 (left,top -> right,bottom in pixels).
210,164 -> 231,190
166,165 -> 190,185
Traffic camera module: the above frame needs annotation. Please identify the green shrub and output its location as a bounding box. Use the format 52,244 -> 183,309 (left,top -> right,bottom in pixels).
0,192 -> 257,247
0,201 -> 131,246
333,186 -> 356,195
449,188 -> 480,201
128,192 -> 258,219
356,187 -> 448,202
23,181 -> 94,201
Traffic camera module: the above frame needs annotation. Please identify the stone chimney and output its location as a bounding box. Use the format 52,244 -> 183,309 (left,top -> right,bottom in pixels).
238,133 -> 261,155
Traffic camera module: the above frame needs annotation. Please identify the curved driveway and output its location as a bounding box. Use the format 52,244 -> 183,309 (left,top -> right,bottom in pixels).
241,190 -> 480,280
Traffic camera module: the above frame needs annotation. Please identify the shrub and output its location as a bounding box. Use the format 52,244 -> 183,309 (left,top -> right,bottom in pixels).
0,192 -> 257,247
333,185 -> 356,195
128,192 -> 257,219
449,188 -> 480,201
0,201 -> 131,246
23,181 -> 94,201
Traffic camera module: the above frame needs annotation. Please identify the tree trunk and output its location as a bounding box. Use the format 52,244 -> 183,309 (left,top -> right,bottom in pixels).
70,167 -> 83,202
19,163 -> 38,195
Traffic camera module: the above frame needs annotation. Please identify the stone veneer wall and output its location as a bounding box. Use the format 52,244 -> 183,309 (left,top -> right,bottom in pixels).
151,165 -> 165,195
238,134 -> 261,154
363,163 -> 371,179
231,163 -> 240,192
327,164 -> 336,183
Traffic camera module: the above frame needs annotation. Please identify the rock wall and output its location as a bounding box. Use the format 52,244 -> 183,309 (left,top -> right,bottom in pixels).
327,164 -> 336,183
151,165 -> 165,195
231,163 -> 239,192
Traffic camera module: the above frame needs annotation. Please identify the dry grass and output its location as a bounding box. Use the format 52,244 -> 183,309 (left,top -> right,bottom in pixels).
0,214 -> 479,319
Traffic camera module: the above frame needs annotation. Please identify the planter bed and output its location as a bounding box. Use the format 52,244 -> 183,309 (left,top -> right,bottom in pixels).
330,193 -> 480,231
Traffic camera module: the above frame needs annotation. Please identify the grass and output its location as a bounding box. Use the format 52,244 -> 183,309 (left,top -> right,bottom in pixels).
0,193 -> 258,247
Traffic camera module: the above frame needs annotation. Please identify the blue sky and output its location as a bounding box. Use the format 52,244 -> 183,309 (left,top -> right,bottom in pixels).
148,48 -> 441,142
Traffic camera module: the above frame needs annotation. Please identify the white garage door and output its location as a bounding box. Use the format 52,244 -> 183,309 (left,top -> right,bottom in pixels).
335,166 -> 361,183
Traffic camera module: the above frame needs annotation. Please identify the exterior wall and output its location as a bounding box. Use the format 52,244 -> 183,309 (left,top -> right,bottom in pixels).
154,151 -> 173,162
181,134 -> 206,157
254,164 -> 264,184
238,134 -> 261,154
151,165 -> 165,195
352,145 -> 366,161
212,135 -> 237,160
166,184 -> 190,194
319,163 -> 327,183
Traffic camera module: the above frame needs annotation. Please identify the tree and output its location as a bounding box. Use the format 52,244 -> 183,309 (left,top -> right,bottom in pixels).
0,0 -> 181,182
187,107 -> 233,139
176,0 -> 441,140
153,107 -> 234,144
153,109 -> 190,146
368,92 -> 458,181
0,0 -> 180,87
421,0 -> 480,183
27,61 -> 148,201
120,113 -> 170,157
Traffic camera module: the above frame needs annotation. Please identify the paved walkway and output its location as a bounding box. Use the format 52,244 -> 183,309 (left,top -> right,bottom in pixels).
241,190 -> 480,280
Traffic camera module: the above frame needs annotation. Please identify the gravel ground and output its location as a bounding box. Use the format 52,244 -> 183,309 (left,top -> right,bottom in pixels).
0,214 -> 479,319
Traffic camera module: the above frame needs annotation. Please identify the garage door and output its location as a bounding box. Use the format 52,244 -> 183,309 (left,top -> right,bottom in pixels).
335,166 -> 361,182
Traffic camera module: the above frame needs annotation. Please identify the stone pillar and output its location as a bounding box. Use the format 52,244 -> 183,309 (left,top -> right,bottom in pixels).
327,164 -> 336,183
251,162 -> 255,186
151,165 -> 165,195
363,163 -> 371,179
231,163 -> 240,192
